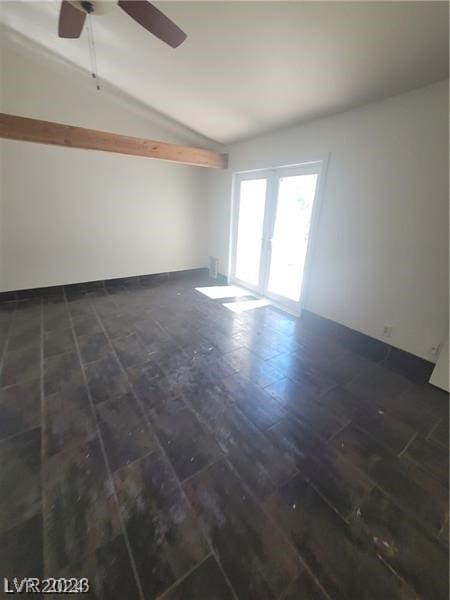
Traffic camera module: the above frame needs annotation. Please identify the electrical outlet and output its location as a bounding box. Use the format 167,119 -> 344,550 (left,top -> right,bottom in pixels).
383,324 -> 393,338
430,344 -> 441,356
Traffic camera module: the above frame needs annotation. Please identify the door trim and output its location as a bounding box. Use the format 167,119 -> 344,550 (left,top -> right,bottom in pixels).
229,156 -> 329,315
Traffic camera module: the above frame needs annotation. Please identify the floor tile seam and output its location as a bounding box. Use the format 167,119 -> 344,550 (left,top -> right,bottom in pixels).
264,410 -> 328,446
324,420 -> 353,446
398,441 -> 449,489
264,417 -> 380,512
0,423 -> 43,446
62,287 -> 146,600
39,299 -> 48,577
0,307 -> 43,548
177,456 -> 225,488
323,391 -> 420,442
261,387 -> 346,447
425,413 -> 444,433
320,375 -> 424,436
330,432 -> 448,539
369,476 -> 449,543
181,385 -> 295,493
108,446 -> 161,478
382,468 -> 447,534
110,317 -> 185,361
340,418 -> 417,460
428,434 -> 450,452
267,458 -> 426,595
174,462 -> 241,600
180,433 -> 303,561
258,414 -> 289,433
426,418 -> 448,447
263,373 -> 334,398
375,550 -> 422,597
101,287 -> 246,597
397,431 -> 419,458
271,453 -> 374,528
248,473 -> 335,600
153,552 -> 214,600
89,294 -> 237,600
42,343 -> 79,362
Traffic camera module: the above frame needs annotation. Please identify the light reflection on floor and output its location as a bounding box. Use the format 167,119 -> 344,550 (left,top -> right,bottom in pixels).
195,285 -> 251,300
196,285 -> 271,313
222,298 -> 271,313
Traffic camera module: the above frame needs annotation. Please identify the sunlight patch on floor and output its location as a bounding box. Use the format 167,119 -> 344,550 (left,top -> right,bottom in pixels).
195,285 -> 250,299
222,298 -> 271,313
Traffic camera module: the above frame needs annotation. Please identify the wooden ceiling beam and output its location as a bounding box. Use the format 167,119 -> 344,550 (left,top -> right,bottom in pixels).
0,113 -> 228,169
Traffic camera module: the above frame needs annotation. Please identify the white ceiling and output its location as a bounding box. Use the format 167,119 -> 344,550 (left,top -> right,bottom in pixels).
1,1 -> 448,144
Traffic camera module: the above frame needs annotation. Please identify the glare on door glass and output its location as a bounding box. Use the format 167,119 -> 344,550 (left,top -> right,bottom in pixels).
235,178 -> 267,287
267,174 -> 318,301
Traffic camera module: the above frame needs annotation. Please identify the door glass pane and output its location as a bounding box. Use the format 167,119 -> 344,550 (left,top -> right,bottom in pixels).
235,178 -> 267,286
267,174 -> 318,302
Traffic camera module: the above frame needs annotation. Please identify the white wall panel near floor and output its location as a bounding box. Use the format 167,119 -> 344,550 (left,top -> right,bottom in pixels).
0,32 -> 217,291
207,80 -> 449,362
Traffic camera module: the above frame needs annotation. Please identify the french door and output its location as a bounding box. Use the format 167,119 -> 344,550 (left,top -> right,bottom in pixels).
231,162 -> 324,314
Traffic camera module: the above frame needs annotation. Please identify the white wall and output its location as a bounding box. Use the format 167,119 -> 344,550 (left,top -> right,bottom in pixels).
207,81 -> 449,362
0,32 -> 216,291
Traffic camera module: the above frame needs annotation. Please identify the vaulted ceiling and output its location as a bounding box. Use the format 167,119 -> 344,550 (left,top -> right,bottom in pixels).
1,1 -> 448,144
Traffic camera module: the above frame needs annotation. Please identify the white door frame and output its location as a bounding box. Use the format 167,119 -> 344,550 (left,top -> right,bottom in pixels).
229,157 -> 329,316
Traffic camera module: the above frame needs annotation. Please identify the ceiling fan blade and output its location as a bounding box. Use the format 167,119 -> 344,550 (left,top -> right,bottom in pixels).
118,1 -> 187,48
58,1 -> 87,38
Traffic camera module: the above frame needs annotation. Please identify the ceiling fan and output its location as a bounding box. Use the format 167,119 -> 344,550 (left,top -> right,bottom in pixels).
58,0 -> 187,48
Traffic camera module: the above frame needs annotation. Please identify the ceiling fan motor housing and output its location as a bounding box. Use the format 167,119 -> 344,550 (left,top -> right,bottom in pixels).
70,1 -> 116,15
80,1 -> 94,13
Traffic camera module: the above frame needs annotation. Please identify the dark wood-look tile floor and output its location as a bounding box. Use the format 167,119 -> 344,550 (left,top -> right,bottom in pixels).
0,275 -> 448,599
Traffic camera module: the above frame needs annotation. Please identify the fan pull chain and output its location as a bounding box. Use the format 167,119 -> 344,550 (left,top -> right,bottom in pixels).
86,15 -> 101,91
